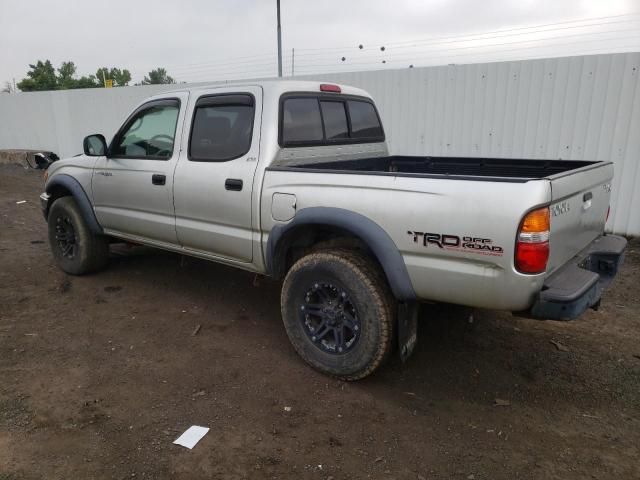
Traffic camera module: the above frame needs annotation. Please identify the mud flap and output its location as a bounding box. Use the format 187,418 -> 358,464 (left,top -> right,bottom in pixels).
398,302 -> 419,362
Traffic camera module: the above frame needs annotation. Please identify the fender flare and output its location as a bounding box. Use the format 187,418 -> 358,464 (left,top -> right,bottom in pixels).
45,174 -> 103,234
266,207 -> 416,301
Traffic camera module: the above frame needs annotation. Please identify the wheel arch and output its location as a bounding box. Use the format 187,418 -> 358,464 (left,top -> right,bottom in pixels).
45,174 -> 102,234
266,207 -> 416,301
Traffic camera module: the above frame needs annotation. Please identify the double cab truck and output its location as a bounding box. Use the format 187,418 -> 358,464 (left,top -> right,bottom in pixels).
41,80 -> 627,380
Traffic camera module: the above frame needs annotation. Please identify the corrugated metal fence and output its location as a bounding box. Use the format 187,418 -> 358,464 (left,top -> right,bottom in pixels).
0,53 -> 638,235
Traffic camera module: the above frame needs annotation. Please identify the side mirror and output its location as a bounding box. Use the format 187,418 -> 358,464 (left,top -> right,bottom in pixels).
33,151 -> 59,170
83,134 -> 107,156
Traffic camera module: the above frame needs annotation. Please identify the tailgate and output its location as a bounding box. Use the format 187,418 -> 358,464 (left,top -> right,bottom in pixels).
546,162 -> 613,274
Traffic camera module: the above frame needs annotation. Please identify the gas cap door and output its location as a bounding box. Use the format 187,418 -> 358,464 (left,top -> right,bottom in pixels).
272,193 -> 297,222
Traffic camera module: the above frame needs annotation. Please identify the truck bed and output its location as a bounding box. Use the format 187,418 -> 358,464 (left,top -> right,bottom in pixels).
272,156 -> 598,182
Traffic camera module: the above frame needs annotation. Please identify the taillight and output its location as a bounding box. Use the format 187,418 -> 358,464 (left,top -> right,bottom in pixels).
606,206 -> 610,222
515,207 -> 550,274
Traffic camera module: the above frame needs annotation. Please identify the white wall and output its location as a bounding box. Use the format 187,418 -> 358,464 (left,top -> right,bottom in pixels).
0,84 -> 175,158
1,53 -> 638,235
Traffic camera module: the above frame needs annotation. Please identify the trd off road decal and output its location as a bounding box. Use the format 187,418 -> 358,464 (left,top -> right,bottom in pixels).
407,231 -> 504,256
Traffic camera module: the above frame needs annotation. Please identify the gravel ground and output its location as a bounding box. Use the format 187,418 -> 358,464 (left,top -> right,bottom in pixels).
1,164 -> 639,480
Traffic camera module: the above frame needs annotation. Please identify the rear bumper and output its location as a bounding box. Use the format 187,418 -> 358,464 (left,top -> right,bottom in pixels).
526,234 -> 627,320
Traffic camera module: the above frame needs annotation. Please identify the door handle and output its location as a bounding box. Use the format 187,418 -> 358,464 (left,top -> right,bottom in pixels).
152,174 -> 166,186
225,178 -> 243,191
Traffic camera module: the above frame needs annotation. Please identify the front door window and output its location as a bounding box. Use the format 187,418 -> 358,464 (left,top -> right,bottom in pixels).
111,101 -> 180,159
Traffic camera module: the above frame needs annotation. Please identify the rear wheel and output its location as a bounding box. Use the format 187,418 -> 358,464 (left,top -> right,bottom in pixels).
47,196 -> 109,275
281,249 -> 395,380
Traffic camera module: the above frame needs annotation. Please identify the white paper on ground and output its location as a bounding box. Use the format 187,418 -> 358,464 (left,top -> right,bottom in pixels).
173,425 -> 210,449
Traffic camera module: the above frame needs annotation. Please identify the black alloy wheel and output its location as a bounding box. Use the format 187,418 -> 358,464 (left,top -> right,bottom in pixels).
299,281 -> 361,354
54,215 -> 77,259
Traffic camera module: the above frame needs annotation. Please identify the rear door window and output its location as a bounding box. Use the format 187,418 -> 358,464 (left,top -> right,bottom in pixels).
189,94 -> 254,162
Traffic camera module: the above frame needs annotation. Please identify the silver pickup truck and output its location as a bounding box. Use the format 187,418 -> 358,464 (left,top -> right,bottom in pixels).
41,80 -> 627,380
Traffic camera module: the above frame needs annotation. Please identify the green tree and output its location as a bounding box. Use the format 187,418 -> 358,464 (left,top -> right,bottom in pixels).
17,60 -> 57,91
96,67 -> 132,87
142,68 -> 175,85
57,61 -> 78,89
56,61 -> 99,89
74,75 -> 100,88
16,60 -> 132,91
111,68 -> 131,86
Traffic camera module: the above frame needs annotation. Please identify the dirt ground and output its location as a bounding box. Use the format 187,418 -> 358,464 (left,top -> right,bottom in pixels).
1,164 -> 639,480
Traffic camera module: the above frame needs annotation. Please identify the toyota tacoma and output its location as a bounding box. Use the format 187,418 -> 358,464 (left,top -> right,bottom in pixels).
40,80 -> 627,380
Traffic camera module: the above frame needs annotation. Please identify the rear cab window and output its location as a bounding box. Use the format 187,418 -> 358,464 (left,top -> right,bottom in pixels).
320,101 -> 349,140
281,98 -> 323,143
347,100 -> 383,139
280,93 -> 384,147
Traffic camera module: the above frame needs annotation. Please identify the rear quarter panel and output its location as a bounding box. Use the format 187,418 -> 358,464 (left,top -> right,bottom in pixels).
261,170 -> 552,311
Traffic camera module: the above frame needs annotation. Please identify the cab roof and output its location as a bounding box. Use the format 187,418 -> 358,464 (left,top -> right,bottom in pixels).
154,79 -> 373,101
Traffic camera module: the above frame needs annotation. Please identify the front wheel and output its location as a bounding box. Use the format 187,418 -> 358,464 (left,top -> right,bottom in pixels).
47,196 -> 109,275
281,250 -> 395,380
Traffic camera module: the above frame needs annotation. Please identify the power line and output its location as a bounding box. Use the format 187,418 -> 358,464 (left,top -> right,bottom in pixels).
184,41 -> 640,81
125,12 -> 640,83
297,19 -> 640,59
293,36 -> 639,69
294,12 -> 640,52
164,18 -> 638,75
292,40 -> 640,74
290,19 -> 640,62
292,30 -> 640,69
290,45 -> 640,78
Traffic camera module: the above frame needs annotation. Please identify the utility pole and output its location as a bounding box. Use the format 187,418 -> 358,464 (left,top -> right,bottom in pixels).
277,0 -> 282,77
291,48 -> 295,76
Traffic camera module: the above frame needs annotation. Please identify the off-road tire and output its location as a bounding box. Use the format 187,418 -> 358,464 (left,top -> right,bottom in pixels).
281,249 -> 395,380
48,196 -> 109,275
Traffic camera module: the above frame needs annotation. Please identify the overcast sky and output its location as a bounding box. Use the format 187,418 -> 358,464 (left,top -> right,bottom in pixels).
1,0 -> 638,86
